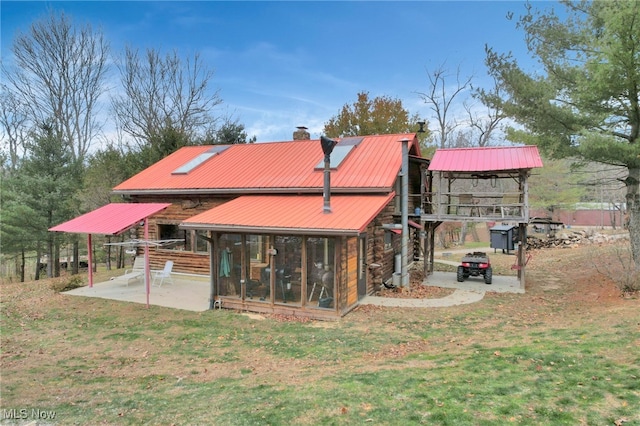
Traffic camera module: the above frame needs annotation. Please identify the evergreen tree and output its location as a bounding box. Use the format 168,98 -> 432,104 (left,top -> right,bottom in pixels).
18,124 -> 80,278
484,1 -> 640,269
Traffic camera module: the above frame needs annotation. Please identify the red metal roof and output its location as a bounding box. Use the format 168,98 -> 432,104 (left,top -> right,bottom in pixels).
49,203 -> 171,235
113,134 -> 421,194
428,146 -> 543,172
180,194 -> 395,235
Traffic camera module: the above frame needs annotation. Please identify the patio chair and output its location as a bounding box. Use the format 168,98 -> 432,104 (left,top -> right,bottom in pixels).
110,256 -> 144,286
456,194 -> 480,217
152,260 -> 174,287
501,194 -> 522,218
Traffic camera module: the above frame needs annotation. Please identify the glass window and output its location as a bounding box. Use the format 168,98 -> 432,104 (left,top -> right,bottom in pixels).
314,145 -> 354,169
247,235 -> 264,262
273,236 -> 302,305
247,235 -> 270,303
246,235 -> 303,305
306,237 -> 335,309
218,234 -> 242,298
195,230 -> 209,253
384,231 -> 393,251
171,146 -> 230,174
158,224 -> 190,251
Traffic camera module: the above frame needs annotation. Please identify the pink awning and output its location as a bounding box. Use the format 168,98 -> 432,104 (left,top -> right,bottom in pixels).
49,203 -> 171,235
428,146 -> 543,172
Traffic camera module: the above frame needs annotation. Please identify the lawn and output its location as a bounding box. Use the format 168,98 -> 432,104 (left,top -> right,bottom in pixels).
1,242 -> 639,425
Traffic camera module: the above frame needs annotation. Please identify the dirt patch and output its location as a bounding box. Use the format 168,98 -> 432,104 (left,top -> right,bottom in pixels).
377,282 -> 456,299
525,244 -> 627,305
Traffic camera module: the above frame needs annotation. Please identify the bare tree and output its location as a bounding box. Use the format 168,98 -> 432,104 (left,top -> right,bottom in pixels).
447,128 -> 476,148
112,47 -> 222,153
417,63 -> 473,148
2,11 -> 109,164
0,88 -> 29,172
465,76 -> 506,147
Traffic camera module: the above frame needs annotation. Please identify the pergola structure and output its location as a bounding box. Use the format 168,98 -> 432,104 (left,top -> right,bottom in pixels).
420,146 -> 543,289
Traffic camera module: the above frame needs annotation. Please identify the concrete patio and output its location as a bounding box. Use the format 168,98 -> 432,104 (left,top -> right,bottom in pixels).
63,269 -> 523,312
64,274 -> 211,312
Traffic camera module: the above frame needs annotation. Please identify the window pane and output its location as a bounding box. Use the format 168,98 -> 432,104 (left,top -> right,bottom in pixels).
195,230 -> 208,253
158,224 -> 189,251
273,236 -> 302,305
384,231 -> 393,250
247,235 -> 270,303
218,234 -> 242,298
306,237 -> 335,309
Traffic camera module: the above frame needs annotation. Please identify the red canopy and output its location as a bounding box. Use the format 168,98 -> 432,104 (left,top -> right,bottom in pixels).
428,146 -> 543,172
49,203 -> 170,294
49,203 -> 170,235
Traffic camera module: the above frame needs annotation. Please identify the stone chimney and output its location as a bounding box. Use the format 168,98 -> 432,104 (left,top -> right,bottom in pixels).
293,126 -> 310,140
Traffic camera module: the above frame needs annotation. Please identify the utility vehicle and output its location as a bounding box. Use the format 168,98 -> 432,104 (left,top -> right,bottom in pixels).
457,252 -> 492,284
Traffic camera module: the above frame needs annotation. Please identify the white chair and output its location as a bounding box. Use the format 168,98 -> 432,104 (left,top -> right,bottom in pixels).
152,261 -> 174,287
110,256 -> 145,286
501,194 -> 522,218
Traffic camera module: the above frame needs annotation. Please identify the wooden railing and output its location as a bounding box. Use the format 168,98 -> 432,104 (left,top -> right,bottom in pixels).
420,192 -> 526,221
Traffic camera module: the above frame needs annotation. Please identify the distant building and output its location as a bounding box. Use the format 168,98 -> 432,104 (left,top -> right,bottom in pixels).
531,203 -> 627,228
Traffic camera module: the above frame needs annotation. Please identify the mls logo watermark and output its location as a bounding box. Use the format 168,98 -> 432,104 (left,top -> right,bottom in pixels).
1,408 -> 57,421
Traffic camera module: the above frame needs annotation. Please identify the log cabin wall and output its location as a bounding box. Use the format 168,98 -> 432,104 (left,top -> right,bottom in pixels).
129,195 -> 233,274
365,202 -> 402,294
366,222 -> 383,292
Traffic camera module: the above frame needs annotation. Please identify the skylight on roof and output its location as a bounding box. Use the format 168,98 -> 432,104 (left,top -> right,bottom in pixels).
172,146 -> 229,175
339,136 -> 364,146
314,137 -> 363,170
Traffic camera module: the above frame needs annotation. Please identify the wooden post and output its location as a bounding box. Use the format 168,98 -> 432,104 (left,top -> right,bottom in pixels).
144,218 -> 150,308
209,232 -> 218,310
518,223 -> 526,290
87,234 -> 93,287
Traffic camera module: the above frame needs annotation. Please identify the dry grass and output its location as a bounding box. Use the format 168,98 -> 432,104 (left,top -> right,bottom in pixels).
1,241 -> 639,425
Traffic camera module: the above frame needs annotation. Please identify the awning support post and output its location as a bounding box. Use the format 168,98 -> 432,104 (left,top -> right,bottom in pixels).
144,218 -> 150,308
87,234 -> 93,288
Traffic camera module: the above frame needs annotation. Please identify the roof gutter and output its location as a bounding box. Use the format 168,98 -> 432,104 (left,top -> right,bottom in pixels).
179,223 -> 362,236
112,187 -> 392,196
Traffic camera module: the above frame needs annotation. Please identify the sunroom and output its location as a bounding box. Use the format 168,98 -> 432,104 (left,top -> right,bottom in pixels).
180,194 -> 395,320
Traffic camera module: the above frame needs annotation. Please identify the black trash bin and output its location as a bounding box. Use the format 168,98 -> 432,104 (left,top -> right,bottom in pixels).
490,224 -> 517,254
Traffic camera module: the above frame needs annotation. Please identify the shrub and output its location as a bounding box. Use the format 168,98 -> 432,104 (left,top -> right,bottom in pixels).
50,274 -> 86,293
594,240 -> 640,296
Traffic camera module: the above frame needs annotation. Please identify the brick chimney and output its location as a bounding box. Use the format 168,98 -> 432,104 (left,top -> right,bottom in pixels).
293,126 -> 310,140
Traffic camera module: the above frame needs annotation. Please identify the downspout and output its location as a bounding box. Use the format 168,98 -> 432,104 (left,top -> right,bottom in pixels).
400,138 -> 409,288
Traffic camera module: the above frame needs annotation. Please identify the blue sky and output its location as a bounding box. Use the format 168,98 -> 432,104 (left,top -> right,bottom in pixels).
1,1 -> 544,143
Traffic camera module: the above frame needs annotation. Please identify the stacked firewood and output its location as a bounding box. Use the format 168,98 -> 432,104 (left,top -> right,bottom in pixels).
526,230 -> 627,250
